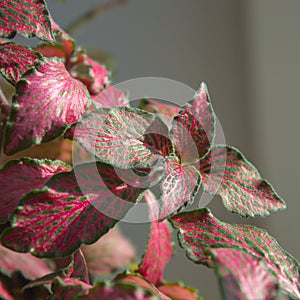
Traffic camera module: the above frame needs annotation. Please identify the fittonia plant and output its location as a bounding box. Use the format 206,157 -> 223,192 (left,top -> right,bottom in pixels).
0,1 -> 298,299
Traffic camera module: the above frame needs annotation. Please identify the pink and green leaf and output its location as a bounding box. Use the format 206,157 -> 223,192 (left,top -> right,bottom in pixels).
1,162 -> 145,257
79,280 -> 161,300
0,244 -> 51,280
0,43 -> 41,85
92,85 -> 129,108
170,208 -> 300,299
171,82 -> 215,163
208,248 -> 276,300
70,51 -> 110,95
81,227 -> 135,277
199,145 -> 286,217
158,282 -> 202,300
0,158 -> 71,223
138,191 -> 173,286
159,156 -> 201,219
66,107 -> 160,168
4,58 -> 91,155
0,0 -> 54,43
0,281 -> 13,300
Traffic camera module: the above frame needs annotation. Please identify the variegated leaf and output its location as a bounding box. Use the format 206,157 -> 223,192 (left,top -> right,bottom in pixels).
0,43 -> 41,85
0,0 -> 54,43
0,244 -> 51,279
0,158 -> 71,223
70,51 -> 109,95
92,85 -> 129,108
171,208 -> 300,299
1,162 -> 145,257
208,248 -> 276,300
159,156 -> 201,219
171,82 -> 215,163
199,145 -> 286,217
81,227 -> 135,277
4,58 -> 91,155
66,107 -> 160,168
139,191 -> 173,286
158,282 -> 202,300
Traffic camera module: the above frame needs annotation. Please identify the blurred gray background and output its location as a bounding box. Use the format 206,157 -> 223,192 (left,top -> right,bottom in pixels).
47,0 -> 300,298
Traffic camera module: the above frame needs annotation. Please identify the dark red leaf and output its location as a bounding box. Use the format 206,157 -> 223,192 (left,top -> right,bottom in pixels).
0,0 -> 54,43
4,58 -> 91,155
0,158 -> 71,223
1,162 -> 145,257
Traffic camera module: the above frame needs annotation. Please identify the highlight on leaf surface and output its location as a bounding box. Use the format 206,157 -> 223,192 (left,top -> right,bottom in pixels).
0,158 -> 71,223
67,107 -> 160,168
0,0 -> 54,43
4,58 -> 91,155
171,208 -> 300,299
1,162 -> 145,257
199,145 -> 286,217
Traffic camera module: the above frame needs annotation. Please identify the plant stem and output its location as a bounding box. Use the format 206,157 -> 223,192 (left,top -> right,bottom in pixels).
66,0 -> 128,35
0,87 -> 10,117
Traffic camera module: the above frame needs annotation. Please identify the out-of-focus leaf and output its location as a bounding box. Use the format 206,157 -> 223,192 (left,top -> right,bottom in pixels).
0,158 -> 71,223
138,191 -> 173,286
158,282 -> 202,300
81,227 -> 135,277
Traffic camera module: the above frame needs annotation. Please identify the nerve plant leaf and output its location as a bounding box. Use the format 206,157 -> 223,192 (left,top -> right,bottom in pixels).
0,281 -> 13,300
208,248 -> 276,300
0,244 -> 51,280
0,43 -> 41,85
92,85 -> 129,108
1,162 -> 145,257
199,145 -> 286,217
70,51 -> 110,95
0,0 -> 54,43
158,282 -> 202,300
81,227 -> 135,277
0,158 -> 71,223
138,191 -> 173,286
159,156 -> 201,219
171,209 -> 300,299
4,58 -> 91,155
66,107 -> 159,168
171,82 -> 215,163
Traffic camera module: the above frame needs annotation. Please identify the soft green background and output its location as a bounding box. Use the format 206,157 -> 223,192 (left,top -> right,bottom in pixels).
47,1 -> 300,298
